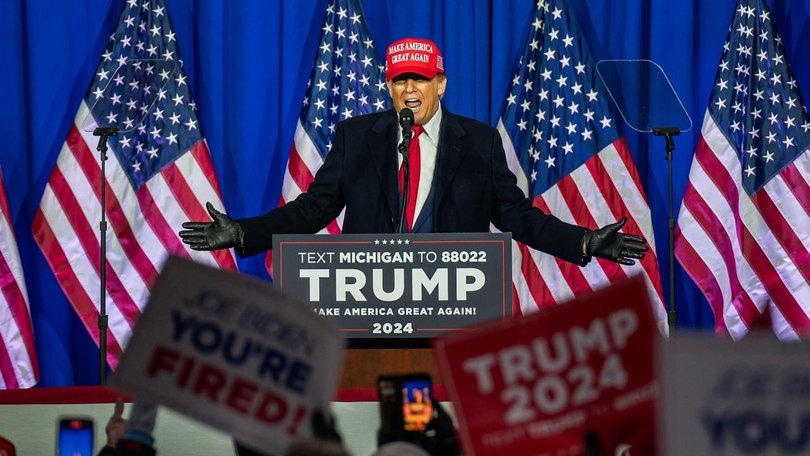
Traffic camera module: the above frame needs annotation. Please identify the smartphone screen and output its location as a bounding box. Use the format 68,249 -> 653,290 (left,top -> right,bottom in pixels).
57,418 -> 93,456
401,376 -> 433,432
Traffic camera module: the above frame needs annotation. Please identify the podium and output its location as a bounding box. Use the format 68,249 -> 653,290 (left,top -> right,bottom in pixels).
272,232 -> 513,388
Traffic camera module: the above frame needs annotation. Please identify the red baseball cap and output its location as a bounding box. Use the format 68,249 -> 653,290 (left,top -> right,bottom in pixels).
385,38 -> 445,81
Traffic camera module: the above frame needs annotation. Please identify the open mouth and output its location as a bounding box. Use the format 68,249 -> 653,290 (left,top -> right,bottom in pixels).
405,98 -> 422,111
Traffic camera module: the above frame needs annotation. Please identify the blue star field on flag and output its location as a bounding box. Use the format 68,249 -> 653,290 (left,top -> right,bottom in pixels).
500,0 -> 620,198
299,0 -> 391,158
85,0 -> 202,190
707,0 -> 810,196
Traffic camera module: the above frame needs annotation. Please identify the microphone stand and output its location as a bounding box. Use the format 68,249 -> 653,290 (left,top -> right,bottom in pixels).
652,126 -> 679,331
93,126 -> 118,385
397,134 -> 411,234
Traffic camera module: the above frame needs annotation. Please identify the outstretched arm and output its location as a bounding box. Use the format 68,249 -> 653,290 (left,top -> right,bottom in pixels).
581,218 -> 648,265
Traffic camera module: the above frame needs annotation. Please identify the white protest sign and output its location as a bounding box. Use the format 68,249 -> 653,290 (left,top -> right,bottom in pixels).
662,334 -> 810,455
112,256 -> 344,455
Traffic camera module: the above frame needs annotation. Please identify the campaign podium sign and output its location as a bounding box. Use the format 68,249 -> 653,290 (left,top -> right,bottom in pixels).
434,276 -> 659,455
272,233 -> 512,338
112,256 -> 344,455
662,334 -> 810,456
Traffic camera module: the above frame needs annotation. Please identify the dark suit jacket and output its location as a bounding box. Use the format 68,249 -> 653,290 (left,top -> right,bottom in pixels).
239,108 -> 588,264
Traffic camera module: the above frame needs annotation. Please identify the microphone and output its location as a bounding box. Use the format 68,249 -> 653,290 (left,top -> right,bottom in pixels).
399,108 -> 414,153
397,108 -> 414,234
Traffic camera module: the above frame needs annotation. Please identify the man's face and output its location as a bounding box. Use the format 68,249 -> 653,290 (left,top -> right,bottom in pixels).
387,74 -> 447,125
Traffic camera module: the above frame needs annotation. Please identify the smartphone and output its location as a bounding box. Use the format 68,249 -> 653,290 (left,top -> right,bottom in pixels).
400,374 -> 434,432
378,373 -> 434,435
57,417 -> 94,456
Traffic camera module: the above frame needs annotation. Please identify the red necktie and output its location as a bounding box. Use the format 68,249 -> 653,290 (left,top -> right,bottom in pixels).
399,124 -> 424,232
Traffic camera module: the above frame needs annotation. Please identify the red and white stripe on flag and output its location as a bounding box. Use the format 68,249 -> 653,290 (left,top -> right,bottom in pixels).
264,0 -> 391,275
677,115 -> 809,340
279,120 -> 343,236
33,0 -> 236,368
675,0 -> 810,340
498,0 -> 667,333
0,170 -> 39,388
502,125 -> 668,334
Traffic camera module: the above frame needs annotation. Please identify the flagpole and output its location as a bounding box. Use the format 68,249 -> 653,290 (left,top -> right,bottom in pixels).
93,126 -> 118,385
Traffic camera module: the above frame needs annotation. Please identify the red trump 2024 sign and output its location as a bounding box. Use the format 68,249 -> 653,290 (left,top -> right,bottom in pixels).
434,276 -> 660,455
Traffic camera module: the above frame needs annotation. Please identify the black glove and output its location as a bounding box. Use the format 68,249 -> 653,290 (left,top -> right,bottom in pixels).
178,202 -> 243,251
583,218 -> 648,266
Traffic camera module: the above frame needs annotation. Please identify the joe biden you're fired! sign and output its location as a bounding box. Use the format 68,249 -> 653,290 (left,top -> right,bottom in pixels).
113,256 -> 344,455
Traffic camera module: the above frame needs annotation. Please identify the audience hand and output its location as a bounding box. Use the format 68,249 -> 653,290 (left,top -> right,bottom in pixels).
104,398 -> 128,449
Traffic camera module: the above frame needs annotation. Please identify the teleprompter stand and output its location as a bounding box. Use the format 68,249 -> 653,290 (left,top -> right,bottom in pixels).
596,59 -> 692,331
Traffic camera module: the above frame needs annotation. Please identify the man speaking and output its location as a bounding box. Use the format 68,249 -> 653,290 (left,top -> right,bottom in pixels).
179,37 -> 647,267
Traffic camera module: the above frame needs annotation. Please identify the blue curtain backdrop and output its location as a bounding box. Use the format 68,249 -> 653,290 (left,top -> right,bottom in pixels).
1,0 -> 808,386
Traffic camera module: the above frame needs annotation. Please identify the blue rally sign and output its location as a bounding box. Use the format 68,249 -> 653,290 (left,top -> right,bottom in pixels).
273,233 -> 512,338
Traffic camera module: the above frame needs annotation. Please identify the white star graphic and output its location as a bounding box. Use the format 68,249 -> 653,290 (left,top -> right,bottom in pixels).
563,35 -> 574,47
562,142 -> 574,154
744,164 -> 755,177
517,119 -> 527,131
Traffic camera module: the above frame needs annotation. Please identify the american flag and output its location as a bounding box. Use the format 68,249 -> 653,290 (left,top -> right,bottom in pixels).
675,0 -> 810,340
33,0 -> 236,368
499,0 -> 667,332
0,170 -> 38,388
264,0 -> 390,274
